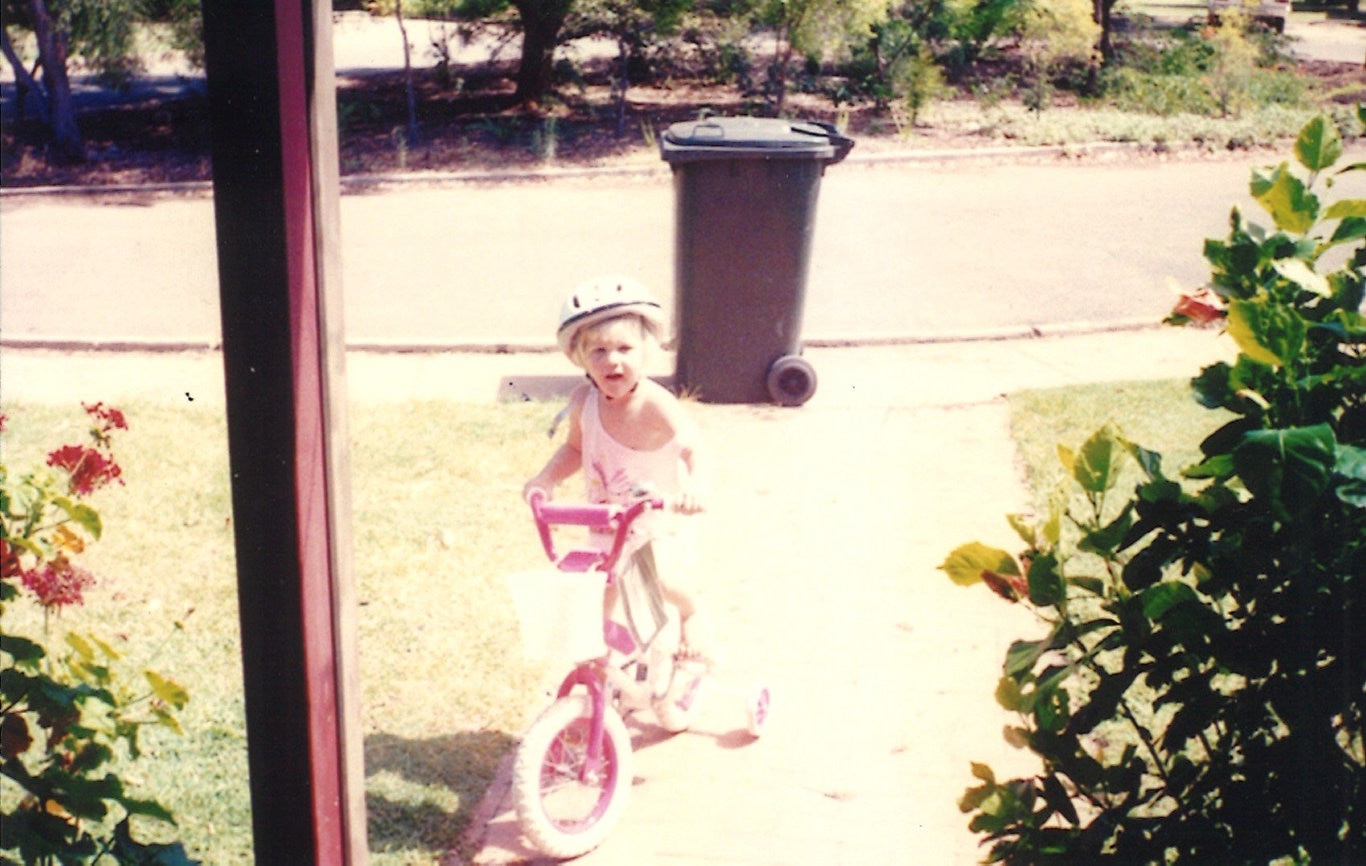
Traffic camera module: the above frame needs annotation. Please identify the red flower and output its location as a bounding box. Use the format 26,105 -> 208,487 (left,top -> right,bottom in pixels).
0,412 -> 7,433
83,402 -> 128,433
21,557 -> 96,610
0,539 -> 21,578
47,445 -> 123,496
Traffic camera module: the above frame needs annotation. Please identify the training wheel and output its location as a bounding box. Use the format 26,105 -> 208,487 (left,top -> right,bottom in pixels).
746,686 -> 771,738
766,355 -> 817,407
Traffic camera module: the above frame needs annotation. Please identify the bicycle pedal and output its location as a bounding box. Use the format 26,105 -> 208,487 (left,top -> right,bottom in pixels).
635,663 -> 649,683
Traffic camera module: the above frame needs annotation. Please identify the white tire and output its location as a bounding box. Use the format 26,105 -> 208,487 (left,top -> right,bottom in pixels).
512,695 -> 633,859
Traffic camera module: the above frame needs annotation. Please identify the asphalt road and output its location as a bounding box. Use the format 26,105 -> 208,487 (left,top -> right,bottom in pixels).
3,146 -> 1364,351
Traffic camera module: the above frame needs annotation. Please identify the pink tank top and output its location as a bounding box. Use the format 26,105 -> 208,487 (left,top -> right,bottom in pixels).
581,388 -> 685,545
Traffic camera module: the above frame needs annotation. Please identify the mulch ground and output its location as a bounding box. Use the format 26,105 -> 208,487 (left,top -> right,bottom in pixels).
3,52 -> 1363,188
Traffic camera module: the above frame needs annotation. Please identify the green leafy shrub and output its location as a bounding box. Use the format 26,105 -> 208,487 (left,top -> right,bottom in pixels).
1,404 -> 193,865
940,110 -> 1365,863
1101,66 -> 1219,116
1101,19 -> 1305,118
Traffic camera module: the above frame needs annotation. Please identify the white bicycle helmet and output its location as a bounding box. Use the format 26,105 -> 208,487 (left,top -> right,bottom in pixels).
557,275 -> 666,360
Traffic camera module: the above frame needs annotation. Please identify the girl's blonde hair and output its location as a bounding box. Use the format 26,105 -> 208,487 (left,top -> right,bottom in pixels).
568,312 -> 662,368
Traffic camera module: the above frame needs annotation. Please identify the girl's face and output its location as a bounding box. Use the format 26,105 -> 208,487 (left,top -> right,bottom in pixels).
578,317 -> 647,400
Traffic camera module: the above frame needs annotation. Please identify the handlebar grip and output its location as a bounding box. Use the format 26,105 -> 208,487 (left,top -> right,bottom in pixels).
532,499 -> 621,528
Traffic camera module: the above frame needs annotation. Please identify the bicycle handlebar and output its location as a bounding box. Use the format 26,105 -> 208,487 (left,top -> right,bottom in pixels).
527,490 -> 664,573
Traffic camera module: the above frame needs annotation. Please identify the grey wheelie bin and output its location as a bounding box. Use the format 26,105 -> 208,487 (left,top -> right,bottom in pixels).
660,117 -> 853,406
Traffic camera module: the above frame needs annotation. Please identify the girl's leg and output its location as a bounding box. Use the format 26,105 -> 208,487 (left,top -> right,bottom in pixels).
651,533 -> 715,661
603,582 -> 620,623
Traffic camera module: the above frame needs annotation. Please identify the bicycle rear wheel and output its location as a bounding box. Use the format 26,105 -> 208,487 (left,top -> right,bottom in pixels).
512,695 -> 633,859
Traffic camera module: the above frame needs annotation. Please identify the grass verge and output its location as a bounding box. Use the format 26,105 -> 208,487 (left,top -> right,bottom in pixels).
1007,376 -> 1230,507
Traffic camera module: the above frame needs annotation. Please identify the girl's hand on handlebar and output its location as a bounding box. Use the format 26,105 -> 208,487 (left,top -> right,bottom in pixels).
674,485 -> 705,515
523,478 -> 552,504
630,482 -> 704,515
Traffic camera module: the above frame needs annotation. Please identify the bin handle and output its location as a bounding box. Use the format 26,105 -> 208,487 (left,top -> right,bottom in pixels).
689,120 -> 726,140
790,120 -> 856,164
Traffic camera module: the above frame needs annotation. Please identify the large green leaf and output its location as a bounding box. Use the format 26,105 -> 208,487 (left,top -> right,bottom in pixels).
66,632 -> 96,661
1232,424 -> 1337,522
1139,581 -> 1198,620
1334,444 -> 1366,508
1327,216 -> 1366,250
938,542 -> 1016,587
53,495 -> 103,540
1067,666 -> 1140,737
1070,426 -> 1125,494
1272,258 -> 1330,297
119,797 -> 178,825
1226,297 -> 1305,367
1041,773 -> 1080,825
112,818 -> 198,866
1005,637 -> 1052,678
1191,362 -> 1234,410
1027,552 -> 1065,607
1033,678 -> 1071,733
1005,512 -> 1032,547
145,670 -> 190,709
996,674 -> 1028,711
1294,115 -> 1342,173
1079,507 -> 1134,558
0,633 -> 45,664
1250,163 -> 1319,234
1325,199 -> 1366,220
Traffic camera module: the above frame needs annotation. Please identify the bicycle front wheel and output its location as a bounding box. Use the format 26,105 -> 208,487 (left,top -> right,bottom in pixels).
512,695 -> 633,859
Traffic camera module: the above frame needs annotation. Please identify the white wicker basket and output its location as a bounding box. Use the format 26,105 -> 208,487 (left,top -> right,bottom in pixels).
505,568 -> 605,663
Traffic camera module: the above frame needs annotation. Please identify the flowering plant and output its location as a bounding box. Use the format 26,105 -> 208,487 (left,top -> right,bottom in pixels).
1,404 -> 194,864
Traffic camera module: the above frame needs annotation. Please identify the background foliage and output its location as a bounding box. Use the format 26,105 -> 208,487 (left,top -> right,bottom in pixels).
941,109 -> 1365,863
3,0 -> 1361,176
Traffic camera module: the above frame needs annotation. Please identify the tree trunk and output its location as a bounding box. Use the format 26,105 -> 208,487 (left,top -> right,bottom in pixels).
0,27 -> 47,123
511,0 -> 572,105
1094,0 -> 1115,65
613,37 -> 629,137
770,31 -> 792,116
395,0 -> 419,144
28,0 -> 86,163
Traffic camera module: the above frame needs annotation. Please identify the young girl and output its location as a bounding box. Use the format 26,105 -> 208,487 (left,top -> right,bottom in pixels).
523,275 -> 711,658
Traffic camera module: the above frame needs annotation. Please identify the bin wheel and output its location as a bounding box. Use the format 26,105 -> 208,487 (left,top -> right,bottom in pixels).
767,355 -> 817,407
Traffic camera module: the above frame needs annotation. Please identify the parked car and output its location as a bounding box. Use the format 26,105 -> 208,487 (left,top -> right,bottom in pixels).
1208,0 -> 1291,32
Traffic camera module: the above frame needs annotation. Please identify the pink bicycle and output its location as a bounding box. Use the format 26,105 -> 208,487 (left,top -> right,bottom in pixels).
511,491 -> 770,859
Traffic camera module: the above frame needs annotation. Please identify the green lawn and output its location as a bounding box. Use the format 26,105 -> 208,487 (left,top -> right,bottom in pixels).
1,399 -> 559,864
1008,376 -> 1230,510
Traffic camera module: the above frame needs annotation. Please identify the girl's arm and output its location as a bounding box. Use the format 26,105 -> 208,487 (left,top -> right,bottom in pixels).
656,392 -> 708,514
676,438 -> 709,514
523,386 -> 587,500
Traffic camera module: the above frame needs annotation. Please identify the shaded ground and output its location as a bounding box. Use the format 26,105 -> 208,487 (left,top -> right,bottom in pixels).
2,35 -> 1362,188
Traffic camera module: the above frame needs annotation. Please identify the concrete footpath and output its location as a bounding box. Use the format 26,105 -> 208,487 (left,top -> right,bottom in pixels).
1,325 -> 1234,864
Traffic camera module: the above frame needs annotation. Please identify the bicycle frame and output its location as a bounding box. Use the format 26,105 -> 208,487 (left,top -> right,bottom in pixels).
526,491 -> 664,780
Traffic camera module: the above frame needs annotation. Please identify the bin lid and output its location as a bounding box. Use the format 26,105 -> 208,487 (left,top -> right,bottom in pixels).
660,117 -> 855,165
